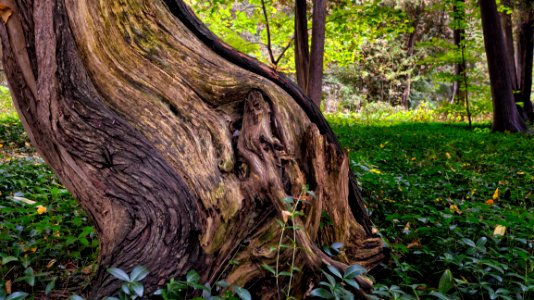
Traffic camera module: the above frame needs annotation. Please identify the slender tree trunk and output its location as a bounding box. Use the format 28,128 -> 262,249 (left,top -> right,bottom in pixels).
0,0 -> 385,298
308,0 -> 327,107
401,0 -> 425,109
294,0 -> 327,108
500,0 -> 520,90
480,0 -> 528,132
295,0 -> 309,93
451,0 -> 467,105
516,0 -> 534,120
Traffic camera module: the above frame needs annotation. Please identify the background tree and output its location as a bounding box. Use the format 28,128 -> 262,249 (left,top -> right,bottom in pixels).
480,0 -> 528,131
295,0 -> 327,107
0,0 -> 385,298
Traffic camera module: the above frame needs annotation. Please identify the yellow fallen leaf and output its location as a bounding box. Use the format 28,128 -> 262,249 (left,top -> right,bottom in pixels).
411,157 -> 417,161
37,205 -> 47,214
370,169 -> 381,174
0,4 -> 12,23
445,152 -> 451,159
30,247 -> 37,253
516,171 -> 525,175
493,225 -> 506,236
492,188 -> 499,200
449,204 -> 461,214
281,210 -> 292,223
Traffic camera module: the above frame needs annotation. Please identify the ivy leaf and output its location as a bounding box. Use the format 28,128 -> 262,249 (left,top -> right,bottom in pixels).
107,267 -> 130,282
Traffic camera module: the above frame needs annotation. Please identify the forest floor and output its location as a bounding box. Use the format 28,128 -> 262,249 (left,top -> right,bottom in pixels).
1,106 -> 533,299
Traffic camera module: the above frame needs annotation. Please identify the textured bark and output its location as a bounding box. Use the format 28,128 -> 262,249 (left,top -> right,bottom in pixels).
294,0 -> 327,107
295,0 -> 309,93
0,0 -> 385,298
308,0 -> 327,107
480,0 -> 528,132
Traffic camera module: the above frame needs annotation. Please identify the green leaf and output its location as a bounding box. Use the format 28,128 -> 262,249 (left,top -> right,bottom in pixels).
24,267 -> 35,287
438,269 -> 454,294
461,238 -> 476,248
186,269 -> 200,284
130,265 -> 149,282
6,292 -> 29,300
107,267 -> 130,282
1,256 -> 18,265
261,264 -> 276,275
344,264 -> 366,279
344,278 -> 360,290
310,288 -> 334,299
45,278 -> 56,295
430,291 -> 451,300
131,281 -> 144,297
233,286 -> 252,300
326,264 -> 343,279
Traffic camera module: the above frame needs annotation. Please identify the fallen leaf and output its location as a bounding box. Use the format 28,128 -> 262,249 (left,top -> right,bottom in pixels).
493,225 -> 506,236
37,205 -> 47,214
492,188 -> 499,200
485,199 -> 494,205
281,210 -> 292,223
47,259 -> 57,269
407,239 -> 421,249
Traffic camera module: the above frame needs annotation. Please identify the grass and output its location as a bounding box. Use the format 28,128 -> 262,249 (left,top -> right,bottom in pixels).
328,115 -> 533,299
0,93 -> 532,299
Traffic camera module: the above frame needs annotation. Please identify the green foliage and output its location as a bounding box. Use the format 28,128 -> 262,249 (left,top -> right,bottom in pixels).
1,121 -> 97,296
329,116 -> 534,299
0,86 -> 16,119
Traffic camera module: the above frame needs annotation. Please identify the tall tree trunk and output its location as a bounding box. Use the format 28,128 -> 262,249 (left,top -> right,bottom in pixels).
308,0 -> 327,107
0,0 -> 385,298
451,0 -> 467,105
295,0 -> 309,94
400,0 -> 425,109
516,0 -> 534,120
500,0 -> 520,90
480,0 -> 528,132
294,0 -> 327,108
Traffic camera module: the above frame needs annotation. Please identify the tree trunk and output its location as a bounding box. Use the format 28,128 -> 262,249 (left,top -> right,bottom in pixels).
308,0 -> 327,107
480,0 -> 528,132
516,0 -> 534,121
450,0 -> 467,105
0,0 -> 385,298
294,0 -> 327,108
295,0 -> 310,94
500,0 -> 520,90
400,0 -> 425,109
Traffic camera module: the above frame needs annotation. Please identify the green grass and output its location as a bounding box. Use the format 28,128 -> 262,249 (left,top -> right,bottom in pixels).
328,115 -> 534,299
0,94 -> 532,299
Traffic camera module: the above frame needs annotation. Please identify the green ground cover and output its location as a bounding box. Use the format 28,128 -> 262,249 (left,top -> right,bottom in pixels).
0,99 -> 532,298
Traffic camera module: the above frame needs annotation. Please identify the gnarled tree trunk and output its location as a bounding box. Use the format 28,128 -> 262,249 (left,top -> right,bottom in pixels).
0,0 -> 385,298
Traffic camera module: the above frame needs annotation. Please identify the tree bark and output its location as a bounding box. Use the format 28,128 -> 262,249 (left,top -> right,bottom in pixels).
308,0 -> 327,107
450,0 -> 467,105
0,0 -> 385,298
480,0 -> 528,132
294,0 -> 327,108
295,0 -> 309,94
516,0 -> 534,120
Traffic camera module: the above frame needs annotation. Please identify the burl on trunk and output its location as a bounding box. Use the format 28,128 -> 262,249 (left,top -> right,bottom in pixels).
0,0 -> 386,298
